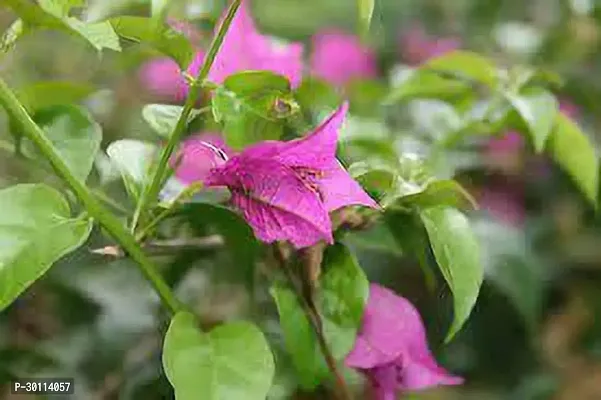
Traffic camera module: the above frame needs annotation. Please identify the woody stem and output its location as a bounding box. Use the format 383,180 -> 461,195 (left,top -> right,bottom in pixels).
273,246 -> 354,400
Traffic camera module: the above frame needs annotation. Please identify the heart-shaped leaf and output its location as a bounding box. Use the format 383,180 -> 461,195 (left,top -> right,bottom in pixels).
0,184 -> 93,311
163,312 -> 275,400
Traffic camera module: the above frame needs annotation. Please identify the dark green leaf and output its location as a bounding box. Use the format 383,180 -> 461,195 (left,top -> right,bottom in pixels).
546,113 -> 599,207
32,105 -> 103,182
271,243 -> 369,389
213,72 -> 298,150
506,88 -> 558,153
392,180 -> 478,211
294,77 -> 342,113
110,16 -> 195,69
163,312 -> 275,400
0,184 -> 93,311
420,206 -> 483,342
16,81 -> 96,113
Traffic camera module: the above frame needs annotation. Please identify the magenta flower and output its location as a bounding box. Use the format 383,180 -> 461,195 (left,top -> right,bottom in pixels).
399,24 -> 461,65
345,284 -> 463,400
187,0 -> 304,88
478,183 -> 525,227
203,102 -> 378,248
309,29 -> 378,87
171,132 -> 232,185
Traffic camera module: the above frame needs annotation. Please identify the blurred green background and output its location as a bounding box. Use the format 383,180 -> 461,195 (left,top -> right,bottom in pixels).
2,0 -> 601,399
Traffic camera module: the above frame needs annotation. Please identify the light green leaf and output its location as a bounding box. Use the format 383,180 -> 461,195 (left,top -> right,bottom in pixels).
16,81 -> 96,113
271,243 -> 369,389
357,0 -> 375,38
5,0 -> 121,52
151,0 -> 171,19
163,312 -> 275,400
390,179 -> 478,211
424,50 -> 499,88
507,89 -> 558,153
546,113 -> 599,207
110,16 -> 195,69
32,105 -> 102,182
420,206 -> 483,342
106,139 -> 158,201
213,71 -> 298,150
385,69 -> 471,104
65,19 -> 121,52
142,104 -> 204,138
0,184 -> 93,311
38,0 -> 83,17
1,19 -> 25,54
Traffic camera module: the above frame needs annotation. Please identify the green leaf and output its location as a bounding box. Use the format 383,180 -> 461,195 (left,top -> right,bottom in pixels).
0,184 -> 93,311
182,203 -> 259,285
16,81 -> 96,113
391,180 -> 478,211
4,0 -> 120,52
420,206 -> 483,342
506,89 -> 558,153
1,19 -> 25,54
163,312 -> 275,400
38,0 -> 83,17
151,0 -> 171,19
424,50 -> 499,88
106,139 -> 158,201
64,19 -> 121,52
142,104 -> 204,138
294,77 -> 342,113
31,105 -> 102,182
357,0 -> 375,38
110,16 -> 195,69
546,113 -> 599,207
213,71 -> 298,150
271,243 -> 369,389
385,69 -> 472,104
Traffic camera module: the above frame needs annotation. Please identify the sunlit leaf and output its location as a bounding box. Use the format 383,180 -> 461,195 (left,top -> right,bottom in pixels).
32,105 -> 103,182
38,0 -> 83,17
357,0 -> 375,38
17,81 -> 96,113
1,19 -> 25,54
142,104 -> 205,138
0,184 -> 93,311
385,69 -> 472,104
546,113 -> 599,207
110,16 -> 195,69
506,88 -> 558,153
106,139 -> 158,201
271,243 -> 369,389
420,206 -> 483,342
424,50 -> 499,88
163,311 -> 275,400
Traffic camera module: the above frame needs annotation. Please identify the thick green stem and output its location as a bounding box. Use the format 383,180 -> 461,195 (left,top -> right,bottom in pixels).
0,78 -> 183,315
132,0 -> 242,232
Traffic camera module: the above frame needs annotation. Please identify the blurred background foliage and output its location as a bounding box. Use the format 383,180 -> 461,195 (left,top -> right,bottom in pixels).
2,0 -> 601,399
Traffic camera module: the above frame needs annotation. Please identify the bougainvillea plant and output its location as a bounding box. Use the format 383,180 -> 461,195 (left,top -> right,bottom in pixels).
0,0 -> 598,399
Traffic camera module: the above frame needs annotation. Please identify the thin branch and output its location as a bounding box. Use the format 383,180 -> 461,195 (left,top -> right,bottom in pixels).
0,78 -> 184,315
90,235 -> 224,257
272,246 -> 354,400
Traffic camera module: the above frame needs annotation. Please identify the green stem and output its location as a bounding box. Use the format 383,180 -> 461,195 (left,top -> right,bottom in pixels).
131,0 -> 242,232
0,78 -> 183,315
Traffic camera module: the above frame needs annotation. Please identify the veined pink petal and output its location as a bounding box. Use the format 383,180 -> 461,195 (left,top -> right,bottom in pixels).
171,133 -> 231,184
205,156 -> 333,247
274,102 -> 348,169
310,29 -> 377,86
345,284 -> 462,393
195,0 -> 304,87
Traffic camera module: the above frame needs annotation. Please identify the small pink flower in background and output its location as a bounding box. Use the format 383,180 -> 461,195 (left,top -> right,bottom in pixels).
399,24 -> 461,65
171,133 -> 231,185
478,183 -> 526,227
309,29 -> 377,87
559,99 -> 579,120
203,102 -> 378,248
187,0 -> 304,87
345,284 -> 463,400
